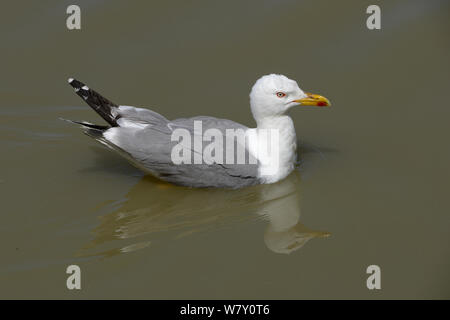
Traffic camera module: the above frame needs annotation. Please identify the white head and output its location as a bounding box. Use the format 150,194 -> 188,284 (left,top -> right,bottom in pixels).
249,74 -> 330,123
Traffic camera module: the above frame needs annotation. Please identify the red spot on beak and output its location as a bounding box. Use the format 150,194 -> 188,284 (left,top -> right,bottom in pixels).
317,101 -> 328,107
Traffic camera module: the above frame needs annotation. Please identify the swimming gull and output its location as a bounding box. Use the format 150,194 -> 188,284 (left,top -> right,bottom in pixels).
64,74 -> 330,188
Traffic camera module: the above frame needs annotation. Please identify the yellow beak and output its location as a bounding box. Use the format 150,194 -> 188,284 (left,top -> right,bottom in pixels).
294,93 -> 331,107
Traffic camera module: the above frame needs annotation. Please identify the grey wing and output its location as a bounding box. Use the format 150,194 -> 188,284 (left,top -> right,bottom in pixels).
115,105 -> 171,132
102,114 -> 260,188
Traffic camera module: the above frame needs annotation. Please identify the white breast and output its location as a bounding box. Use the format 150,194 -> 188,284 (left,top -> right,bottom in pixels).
247,116 -> 297,184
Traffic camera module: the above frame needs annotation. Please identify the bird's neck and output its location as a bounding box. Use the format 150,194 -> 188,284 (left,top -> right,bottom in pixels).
251,115 -> 298,184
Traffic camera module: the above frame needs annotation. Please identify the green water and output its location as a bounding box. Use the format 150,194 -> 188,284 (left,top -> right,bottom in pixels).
0,0 -> 449,299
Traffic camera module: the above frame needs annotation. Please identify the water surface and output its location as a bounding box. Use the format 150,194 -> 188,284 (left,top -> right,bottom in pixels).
0,0 -> 449,299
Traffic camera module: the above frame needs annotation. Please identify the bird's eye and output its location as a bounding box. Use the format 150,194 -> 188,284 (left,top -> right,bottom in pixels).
276,92 -> 286,98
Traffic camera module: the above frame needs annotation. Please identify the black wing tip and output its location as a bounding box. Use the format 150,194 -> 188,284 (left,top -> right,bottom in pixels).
67,77 -> 87,90
59,117 -> 109,130
66,77 -> 119,127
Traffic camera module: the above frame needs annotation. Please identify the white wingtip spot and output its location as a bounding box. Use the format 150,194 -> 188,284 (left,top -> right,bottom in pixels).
68,78 -> 74,83
82,85 -> 89,90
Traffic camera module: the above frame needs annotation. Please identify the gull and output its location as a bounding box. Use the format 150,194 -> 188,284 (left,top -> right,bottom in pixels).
65,74 -> 330,188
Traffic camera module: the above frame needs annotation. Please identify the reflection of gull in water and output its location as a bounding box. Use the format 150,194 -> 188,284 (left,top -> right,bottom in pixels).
256,173 -> 330,254
79,169 -> 329,258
